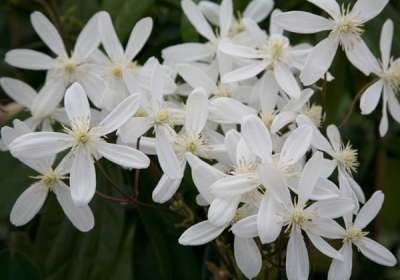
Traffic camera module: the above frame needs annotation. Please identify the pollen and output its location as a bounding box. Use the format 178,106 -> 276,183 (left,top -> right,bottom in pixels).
154,109 -> 171,124
289,209 -> 309,225
216,86 -> 232,97
112,64 -> 123,78
383,61 -> 400,94
335,5 -> 364,43
40,170 -> 59,188
64,59 -> 77,73
184,134 -> 203,154
333,142 -> 359,174
345,226 -> 367,242
233,21 -> 246,34
303,104 -> 324,127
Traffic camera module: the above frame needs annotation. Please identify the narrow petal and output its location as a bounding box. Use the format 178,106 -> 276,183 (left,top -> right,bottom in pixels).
274,62 -> 301,99
178,221 -> 225,245
181,0 -> 216,42
211,174 -> 258,197
70,148 -> 96,206
352,0 -> 389,23
73,12 -> 101,60
77,72 -> 106,109
185,88 -> 209,134
5,49 -> 55,70
257,194 -> 282,244
257,163 -> 292,205
354,191 -> 384,229
307,198 -> 355,219
97,11 -> 124,61
300,35 -> 339,86
219,41 -> 262,59
0,77 -> 36,108
125,17 -> 153,60
96,94 -> 140,136
10,183 -> 48,226
274,11 -> 334,33
386,85 -> 400,123
152,174 -> 182,203
97,142 -> 150,169
219,0 -> 233,37
306,231 -> 343,260
117,117 -> 153,144
241,115 -> 272,163
234,237 -> 262,279
176,64 -> 218,94
280,125 -> 313,166
10,132 -> 72,159
243,0 -> 273,22
208,197 -> 240,226
286,228 -> 309,280
345,39 -> 380,76
231,215 -> 258,238
309,218 -> 346,239
30,11 -> 66,56
271,111 -> 297,133
380,19 -> 394,69
198,1 -> 219,25
298,151 -> 325,203
379,91 -> 389,137
31,78 -> 65,118
360,80 -> 384,115
222,62 -> 266,83
355,237 -> 397,266
64,83 -> 91,123
162,43 -> 214,62
54,182 -> 94,232
209,97 -> 256,124
328,242 -> 353,280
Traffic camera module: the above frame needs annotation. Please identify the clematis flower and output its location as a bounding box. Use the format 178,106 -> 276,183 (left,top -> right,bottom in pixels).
9,83 -> 150,206
5,11 -> 105,107
359,19 -> 400,136
274,0 -> 389,85
328,191 -> 397,280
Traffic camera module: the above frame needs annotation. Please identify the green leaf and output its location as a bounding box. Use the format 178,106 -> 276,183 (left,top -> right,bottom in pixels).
0,250 -> 41,280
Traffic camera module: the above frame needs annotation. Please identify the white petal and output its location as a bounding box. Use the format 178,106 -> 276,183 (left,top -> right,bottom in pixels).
274,62 -> 301,99
211,174 -> 258,197
208,197 -> 240,226
77,72 -> 105,109
280,125 -> 313,166
271,111 -> 297,133
326,124 -> 342,151
274,11 -> 334,33
70,148 -> 96,206
219,41 -> 262,59
354,191 -> 384,229
10,132 -> 72,159
219,0 -> 233,37
300,35 -> 339,86
0,77 -> 36,108
176,64 -> 218,94
243,0 -> 273,22
257,194 -> 282,244
209,97 -> 256,124
73,12 -> 101,60
96,94 -> 140,136
257,163 -> 292,205
379,91 -> 389,137
241,115 -> 272,163
30,11 -> 66,57
155,126 -> 183,179
162,43 -> 214,62
298,151 -> 325,203
242,17 -> 268,44
308,0 -> 341,19
97,142 -> 150,169
224,129 -> 241,164
64,83 -> 91,123
355,237 -> 397,266
152,174 -> 182,203
178,220 -> 225,245
31,78 -> 65,118
328,242 -> 353,280
286,228 -> 309,280
185,88 -> 209,134
380,19 -> 393,69
258,72 -> 279,114
352,0 -> 389,23
97,11 -> 124,60
306,231 -> 343,260
117,117 -> 153,143
360,80 -> 384,115
309,177 -> 339,200
309,218 -> 346,239
5,49 -> 55,70
222,62 -> 266,83
231,215 -> 258,238
234,237 -> 262,279
125,17 -> 153,60
345,39 -> 380,76
10,183 -> 48,226
181,0 -> 216,42
54,182 -> 94,232
386,85 -> 400,123
198,1 -> 220,25
307,198 -> 355,219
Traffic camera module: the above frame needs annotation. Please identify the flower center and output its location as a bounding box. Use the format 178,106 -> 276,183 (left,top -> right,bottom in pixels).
233,159 -> 258,175
184,134 -> 203,154
216,86 -> 232,97
345,226 -> 367,242
263,35 -> 290,65
233,21 -> 246,34
335,5 -> 364,48
135,108 -> 148,117
289,208 -> 310,226
112,64 -> 123,78
332,142 -> 359,174
64,59 -> 77,74
66,118 -> 92,147
128,61 -> 139,70
40,170 -> 59,188
303,104 -> 323,127
261,113 -> 276,128
383,61 -> 400,93
154,109 -> 171,124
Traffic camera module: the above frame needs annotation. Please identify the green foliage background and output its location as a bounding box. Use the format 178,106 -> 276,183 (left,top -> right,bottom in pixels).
0,0 -> 399,279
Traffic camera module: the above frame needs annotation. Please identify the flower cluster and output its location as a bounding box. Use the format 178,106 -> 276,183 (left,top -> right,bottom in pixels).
0,0 -> 398,279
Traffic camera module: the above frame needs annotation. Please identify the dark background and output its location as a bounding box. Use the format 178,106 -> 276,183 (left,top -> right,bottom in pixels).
0,0 -> 399,279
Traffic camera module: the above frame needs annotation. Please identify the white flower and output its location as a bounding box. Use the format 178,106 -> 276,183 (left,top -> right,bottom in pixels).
328,191 -> 397,280
5,11 -> 105,107
359,19 -> 400,137
258,151 -> 355,280
274,0 -> 389,85
97,12 -> 153,108
9,83 -> 150,205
